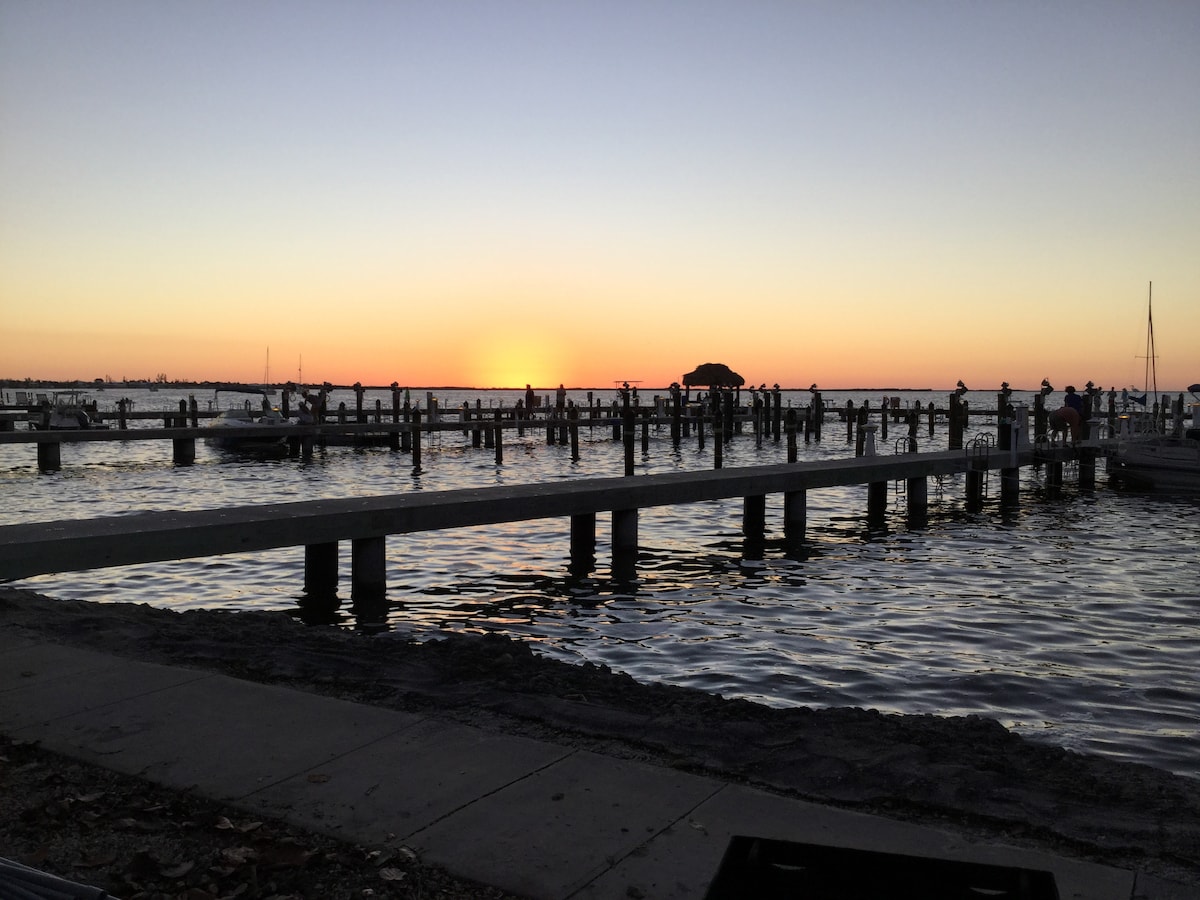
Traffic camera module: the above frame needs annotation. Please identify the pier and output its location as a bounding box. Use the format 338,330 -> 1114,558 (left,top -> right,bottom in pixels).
0,442 -> 1091,621
0,389 -> 1123,474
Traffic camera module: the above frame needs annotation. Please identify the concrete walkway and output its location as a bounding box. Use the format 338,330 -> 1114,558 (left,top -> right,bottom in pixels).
0,632 -> 1187,899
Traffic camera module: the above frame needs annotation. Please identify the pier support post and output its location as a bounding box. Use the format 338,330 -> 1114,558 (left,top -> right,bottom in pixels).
622,407 -> 635,475
743,495 -> 766,541
867,481 -> 887,526
36,440 -> 61,472
786,409 -> 798,462
172,437 -> 195,466
495,411 -> 504,464
966,469 -> 985,511
569,405 -> 580,461
1000,467 -> 1019,506
304,542 -> 339,599
906,476 -> 927,526
412,409 -> 422,473
783,489 -> 806,540
570,512 -> 596,575
612,508 -> 638,582
1079,447 -> 1097,490
350,536 -> 387,625
1047,461 -> 1063,488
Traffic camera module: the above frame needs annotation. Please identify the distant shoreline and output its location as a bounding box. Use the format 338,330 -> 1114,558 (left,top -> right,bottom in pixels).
2,379 -> 975,394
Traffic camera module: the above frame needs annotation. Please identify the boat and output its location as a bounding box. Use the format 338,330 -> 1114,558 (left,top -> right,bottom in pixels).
32,390 -> 109,430
204,387 -> 290,453
1109,385 -> 1200,491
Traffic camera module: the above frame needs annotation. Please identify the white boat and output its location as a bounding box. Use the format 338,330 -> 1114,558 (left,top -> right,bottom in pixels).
1109,384 -> 1200,491
204,388 -> 289,453
34,390 -> 109,430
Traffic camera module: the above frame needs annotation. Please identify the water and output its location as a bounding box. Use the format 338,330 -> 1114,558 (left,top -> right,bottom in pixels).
2,386 -> 1197,779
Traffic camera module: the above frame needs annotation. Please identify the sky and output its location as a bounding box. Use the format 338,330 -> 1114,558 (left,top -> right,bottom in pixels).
2,1 -> 1197,391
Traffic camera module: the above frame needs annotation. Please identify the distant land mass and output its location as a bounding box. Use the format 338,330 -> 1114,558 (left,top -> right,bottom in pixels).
1,378 -> 949,393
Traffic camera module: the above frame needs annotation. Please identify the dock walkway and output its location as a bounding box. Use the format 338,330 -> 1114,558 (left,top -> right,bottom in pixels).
0,446 -> 1087,593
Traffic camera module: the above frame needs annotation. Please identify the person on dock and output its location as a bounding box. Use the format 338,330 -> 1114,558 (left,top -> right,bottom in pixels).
1064,385 -> 1084,416
555,384 -> 566,413
525,384 -> 535,415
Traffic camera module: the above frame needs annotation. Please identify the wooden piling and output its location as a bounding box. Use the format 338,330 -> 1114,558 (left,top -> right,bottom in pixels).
304,542 -> 338,599
36,440 -> 61,472
569,405 -> 580,461
713,401 -> 724,469
354,383 -> 366,423
784,489 -> 806,540
611,507 -> 638,582
570,511 -> 596,573
494,411 -> 504,464
743,494 -> 766,540
622,407 -> 635,476
172,437 -> 195,466
867,480 -> 887,525
966,468 -> 985,511
350,535 -> 387,625
906,476 -> 928,526
412,409 -> 422,472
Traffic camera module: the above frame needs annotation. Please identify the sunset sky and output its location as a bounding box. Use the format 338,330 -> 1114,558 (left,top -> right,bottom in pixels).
2,2 -> 1197,391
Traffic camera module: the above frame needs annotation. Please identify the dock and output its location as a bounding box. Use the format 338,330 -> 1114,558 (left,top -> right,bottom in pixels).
0,443 -> 1093,618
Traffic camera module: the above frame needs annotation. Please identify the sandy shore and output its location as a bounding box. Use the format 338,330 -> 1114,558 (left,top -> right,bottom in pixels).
2,586 -> 1198,888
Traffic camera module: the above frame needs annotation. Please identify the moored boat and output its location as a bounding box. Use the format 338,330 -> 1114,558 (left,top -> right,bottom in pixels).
1109,384 -> 1200,491
32,390 -> 109,430
204,388 -> 289,453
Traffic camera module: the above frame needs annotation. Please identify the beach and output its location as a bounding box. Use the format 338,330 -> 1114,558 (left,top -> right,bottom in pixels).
2,586 -> 1198,894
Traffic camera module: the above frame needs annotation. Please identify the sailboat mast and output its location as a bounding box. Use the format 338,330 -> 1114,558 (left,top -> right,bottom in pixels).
1144,282 -> 1158,404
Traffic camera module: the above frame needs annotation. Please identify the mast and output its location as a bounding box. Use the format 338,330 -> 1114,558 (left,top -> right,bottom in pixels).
1144,282 -> 1158,404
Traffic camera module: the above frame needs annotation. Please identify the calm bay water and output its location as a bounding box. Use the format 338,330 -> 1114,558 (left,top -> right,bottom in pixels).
2,386 -> 1197,779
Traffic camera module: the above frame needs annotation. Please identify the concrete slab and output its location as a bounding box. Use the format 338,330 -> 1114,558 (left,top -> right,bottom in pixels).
240,716 -> 574,844
8,670 -> 425,798
576,781 -> 1136,900
408,749 -> 722,900
0,645 -> 212,730
0,639 -> 141,692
